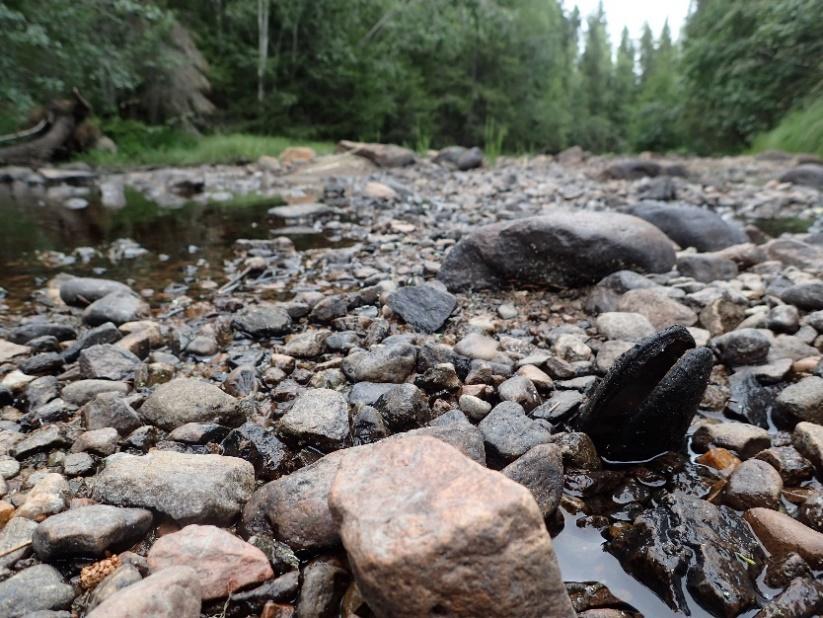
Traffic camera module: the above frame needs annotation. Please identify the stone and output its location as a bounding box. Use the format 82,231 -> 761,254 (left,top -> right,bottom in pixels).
711,329 -> 771,366
0,565 -> 74,617
622,202 -> 747,251
438,210 -> 676,291
63,451 -> 95,476
793,421 -> 823,474
83,291 -> 149,326
78,344 -> 141,380
328,436 -> 574,617
692,420 -> 771,458
8,321 -> 76,344
148,525 -> 273,600
0,339 -> 30,364
278,388 -> 350,450
454,333 -> 499,360
700,299 -> 746,336
595,312 -> 655,342
779,164 -> 823,189
458,394 -> 492,421
754,446 -> 815,485
0,516 -> 37,568
603,159 -> 663,180
139,378 -> 243,430
800,493 -> 823,532
296,558 -> 350,618
610,491 -> 764,616
374,383 -> 429,430
755,577 -> 823,618
337,140 -> 416,167
768,304 -> 800,334
501,443 -> 564,518
677,254 -> 738,282
81,392 -> 142,435
87,565 -> 143,611
723,459 -> 783,510
86,566 -> 201,618
497,375 -> 542,411
62,379 -> 129,405
92,450 -> 255,525
780,282 -> 823,311
284,330 -> 330,358
777,376 -> 823,423
15,473 -> 70,520
280,146 -> 316,166
33,505 -> 152,560
10,425 -> 70,459
386,284 -> 456,333
71,427 -> 119,456
532,390 -> 584,422
745,508 -> 823,569
60,277 -> 132,306
478,402 -> 552,463
220,422 -> 289,479
232,304 -> 292,338
594,340 -> 634,373
617,288 -> 697,330
342,343 -> 417,383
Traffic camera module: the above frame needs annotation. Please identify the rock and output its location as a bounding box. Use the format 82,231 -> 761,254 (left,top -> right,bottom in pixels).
11,425 -> 70,459
62,322 -> 123,363
328,436 -> 574,618
139,378 -> 243,430
232,304 -> 292,338
457,146 -> 484,170
532,390 -> 584,422
148,525 -> 273,600
386,284 -> 456,333
575,326 -> 713,461
768,304 -> 800,334
692,420 -> 771,458
63,451 -> 95,476
723,459 -> 783,510
278,388 -> 350,450
501,443 -> 564,518
296,558 -> 350,618
308,294 -> 348,322
0,565 -> 74,617
478,402 -> 552,463
8,321 -> 76,344
337,140 -> 415,167
60,277 -> 132,306
33,505 -> 152,560
754,446 -> 814,485
93,450 -> 255,525
594,340 -> 634,373
284,330 -> 329,358
82,392 -> 142,435
458,394 -> 492,421
363,180 -> 398,199
86,566 -> 201,618
779,164 -> 823,189
777,376 -> 823,423
280,146 -> 316,166
610,491 -> 764,616
351,405 -> 389,445
374,383 -> 429,430
62,379 -> 129,405
677,254 -> 738,283
780,282 -> 823,311
438,210 -> 676,291
755,577 -> 823,618
622,201 -> 747,251
230,572 -> 298,614
83,292 -> 149,326
711,328 -> 771,366
342,343 -> 417,383
497,375 -> 542,411
0,516 -> 37,568
799,493 -> 823,532
793,421 -> 823,474
87,564 -> 142,611
15,472 -> 69,520
699,298 -> 746,336
454,333 -> 499,360
617,288 -> 697,330
220,422 -> 289,479
0,339 -> 30,364
603,159 -> 663,180
745,508 -> 823,568
71,427 -> 119,456
595,312 -> 655,342
78,344 -> 141,380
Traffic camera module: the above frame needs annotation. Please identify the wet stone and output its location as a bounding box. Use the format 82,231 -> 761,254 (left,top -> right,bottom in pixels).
745,508 -> 823,569
723,458 -> 783,510
799,493 -> 823,532
792,421 -> 823,474
754,446 -> 815,485
501,443 -> 564,518
755,577 -> 823,618
692,420 -> 771,458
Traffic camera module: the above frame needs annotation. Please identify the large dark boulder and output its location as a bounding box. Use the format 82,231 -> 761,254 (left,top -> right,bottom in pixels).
622,201 -> 747,252
438,210 -> 676,292
779,164 -> 823,189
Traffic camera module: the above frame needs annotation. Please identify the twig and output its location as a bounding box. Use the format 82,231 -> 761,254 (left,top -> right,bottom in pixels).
0,540 -> 32,559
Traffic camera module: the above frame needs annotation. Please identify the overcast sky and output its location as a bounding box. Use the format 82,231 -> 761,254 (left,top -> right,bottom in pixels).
569,0 -> 693,43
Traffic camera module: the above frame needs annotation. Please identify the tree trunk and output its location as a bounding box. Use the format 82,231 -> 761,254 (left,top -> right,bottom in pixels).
257,0 -> 271,104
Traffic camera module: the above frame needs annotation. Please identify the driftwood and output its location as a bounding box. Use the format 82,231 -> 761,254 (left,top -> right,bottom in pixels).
0,89 -> 92,165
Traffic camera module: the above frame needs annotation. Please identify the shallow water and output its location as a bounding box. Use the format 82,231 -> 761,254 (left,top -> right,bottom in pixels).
0,184 -> 340,309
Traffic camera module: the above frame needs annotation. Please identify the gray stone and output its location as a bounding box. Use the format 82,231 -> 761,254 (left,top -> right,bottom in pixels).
375,383 -> 429,430
438,210 -> 676,291
86,566 -> 201,618
677,254 -> 738,283
63,452 -> 95,476
497,375 -> 542,411
81,392 -> 142,435
62,379 -> 129,406
617,288 -> 697,330
793,422 -> 823,475
501,443 -> 564,518
296,558 -> 350,618
0,516 -> 37,568
779,164 -> 823,189
278,388 -> 350,450
342,343 -> 417,383
78,344 -> 140,380
139,378 -> 243,430
10,425 -> 70,459
92,450 -> 255,525
692,420 -> 770,458
232,304 -> 291,337
532,390 -> 584,422
711,329 -> 771,366
60,277 -> 132,306
595,312 -> 655,342
777,376 -> 823,423
71,427 -> 119,456
33,505 -> 153,560
87,565 -> 142,611
386,284 -> 457,332
478,402 -> 552,463
781,282 -> 823,311
458,394 -> 492,421
0,565 -> 74,617
83,292 -> 149,326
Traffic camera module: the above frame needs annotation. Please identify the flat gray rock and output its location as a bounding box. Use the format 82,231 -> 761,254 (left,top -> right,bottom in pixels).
386,284 -> 456,332
139,378 -> 243,430
0,565 -> 74,617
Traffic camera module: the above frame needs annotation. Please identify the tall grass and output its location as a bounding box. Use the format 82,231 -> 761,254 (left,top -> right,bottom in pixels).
483,118 -> 508,163
78,120 -> 334,168
752,99 -> 823,158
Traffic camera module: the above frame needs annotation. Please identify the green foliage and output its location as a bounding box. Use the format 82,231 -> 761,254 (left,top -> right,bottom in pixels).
752,99 -> 823,157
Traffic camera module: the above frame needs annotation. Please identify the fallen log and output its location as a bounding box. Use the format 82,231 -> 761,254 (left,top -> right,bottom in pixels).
0,89 -> 91,165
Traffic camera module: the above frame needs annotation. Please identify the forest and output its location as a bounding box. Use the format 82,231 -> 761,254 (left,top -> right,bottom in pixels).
1,0 -> 822,159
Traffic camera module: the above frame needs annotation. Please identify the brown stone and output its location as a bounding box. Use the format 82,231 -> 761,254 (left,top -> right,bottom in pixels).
696,447 -> 740,472
87,566 -> 201,618
745,508 -> 823,569
329,435 -> 574,618
148,525 -> 273,600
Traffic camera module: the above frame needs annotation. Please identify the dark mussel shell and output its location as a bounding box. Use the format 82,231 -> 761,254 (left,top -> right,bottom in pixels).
573,325 -> 713,462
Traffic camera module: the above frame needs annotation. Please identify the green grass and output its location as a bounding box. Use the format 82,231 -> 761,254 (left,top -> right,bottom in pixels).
751,99 -> 823,158
78,120 -> 334,168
